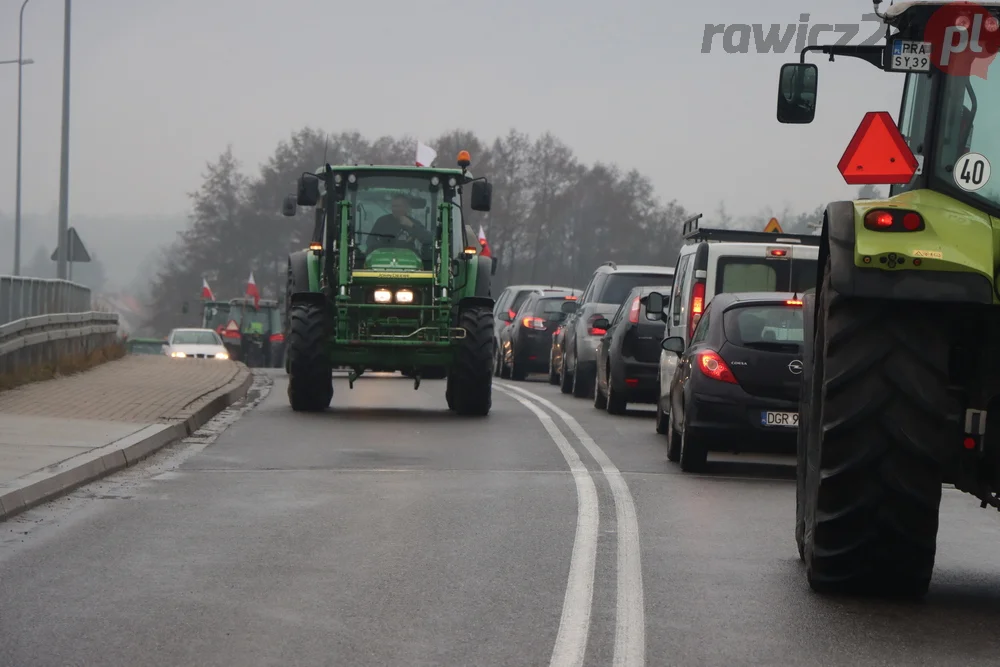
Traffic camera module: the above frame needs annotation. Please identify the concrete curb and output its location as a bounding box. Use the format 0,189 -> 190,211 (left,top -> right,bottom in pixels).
0,365 -> 254,522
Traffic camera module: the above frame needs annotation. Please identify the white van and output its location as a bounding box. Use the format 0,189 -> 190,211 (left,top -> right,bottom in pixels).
646,215 -> 821,433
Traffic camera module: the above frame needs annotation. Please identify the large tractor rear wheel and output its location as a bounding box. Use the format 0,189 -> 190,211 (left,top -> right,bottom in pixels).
286,303 -> 333,412
803,257 -> 956,597
451,306 -> 494,416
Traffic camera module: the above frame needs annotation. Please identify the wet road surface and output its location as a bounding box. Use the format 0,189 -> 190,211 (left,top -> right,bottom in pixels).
2,370 -> 1000,666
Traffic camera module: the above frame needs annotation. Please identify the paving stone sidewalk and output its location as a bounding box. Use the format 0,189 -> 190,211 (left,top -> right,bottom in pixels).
0,355 -> 252,519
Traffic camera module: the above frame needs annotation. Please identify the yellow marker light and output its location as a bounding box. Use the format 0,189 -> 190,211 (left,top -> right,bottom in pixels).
374,289 -> 392,303
464,246 -> 478,255
309,242 -> 322,251
395,289 -> 414,304
457,150 -> 471,168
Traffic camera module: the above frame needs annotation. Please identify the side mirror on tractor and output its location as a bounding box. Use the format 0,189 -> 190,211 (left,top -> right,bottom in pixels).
777,63 -> 818,124
645,292 -> 665,320
281,194 -> 298,217
470,181 -> 492,212
297,174 -> 321,207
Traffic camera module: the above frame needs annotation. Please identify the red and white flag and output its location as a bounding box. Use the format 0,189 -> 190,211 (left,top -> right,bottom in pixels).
477,225 -> 492,258
201,278 -> 214,301
415,142 -> 437,167
246,271 -> 260,308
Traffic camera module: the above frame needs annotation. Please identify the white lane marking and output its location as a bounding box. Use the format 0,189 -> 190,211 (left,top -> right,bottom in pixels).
500,382 -> 645,667
494,386 -> 598,667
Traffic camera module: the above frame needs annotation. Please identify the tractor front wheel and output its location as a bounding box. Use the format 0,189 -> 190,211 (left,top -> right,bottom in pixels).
286,303 -> 333,412
451,306 -> 494,416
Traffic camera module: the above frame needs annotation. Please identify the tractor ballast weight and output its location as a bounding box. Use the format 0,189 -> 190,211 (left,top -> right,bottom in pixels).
779,0 -> 1000,598
281,151 -> 496,415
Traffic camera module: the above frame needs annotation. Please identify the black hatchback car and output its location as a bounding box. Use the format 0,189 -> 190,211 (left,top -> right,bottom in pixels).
592,285 -> 672,414
653,291 -> 805,472
499,291 -> 579,380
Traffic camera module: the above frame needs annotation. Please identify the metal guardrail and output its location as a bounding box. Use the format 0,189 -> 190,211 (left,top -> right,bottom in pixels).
0,276 -> 93,327
0,277 -> 121,379
0,312 -> 120,357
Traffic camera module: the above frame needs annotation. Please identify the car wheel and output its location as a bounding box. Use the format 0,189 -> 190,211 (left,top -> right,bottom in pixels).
605,364 -> 627,415
666,408 -> 681,463
655,395 -> 669,435
679,417 -> 707,472
593,370 -> 607,409
559,354 -> 573,394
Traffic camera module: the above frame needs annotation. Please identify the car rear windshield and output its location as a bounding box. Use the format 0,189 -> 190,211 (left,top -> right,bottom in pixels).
511,291 -> 538,314
715,258 -> 816,294
172,331 -> 220,346
535,297 -> 575,316
599,274 -> 674,305
724,304 -> 804,349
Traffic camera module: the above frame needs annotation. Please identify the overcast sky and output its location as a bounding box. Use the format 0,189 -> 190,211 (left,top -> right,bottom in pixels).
0,0 -> 902,223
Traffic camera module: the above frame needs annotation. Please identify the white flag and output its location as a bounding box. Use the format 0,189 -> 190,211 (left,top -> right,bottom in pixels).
416,142 -> 437,167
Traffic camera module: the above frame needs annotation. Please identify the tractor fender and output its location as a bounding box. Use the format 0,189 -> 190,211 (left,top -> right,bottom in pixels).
456,296 -> 495,312
288,250 -> 312,296
474,255 -> 493,298
825,200 -> 993,304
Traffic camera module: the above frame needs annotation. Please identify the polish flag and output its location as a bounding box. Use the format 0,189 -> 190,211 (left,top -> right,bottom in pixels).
201,278 -> 214,301
246,271 -> 260,308
477,225 -> 492,257
415,142 -> 437,167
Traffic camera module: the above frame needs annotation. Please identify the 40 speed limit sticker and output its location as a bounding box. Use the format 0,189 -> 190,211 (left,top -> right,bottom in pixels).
954,152 -> 992,192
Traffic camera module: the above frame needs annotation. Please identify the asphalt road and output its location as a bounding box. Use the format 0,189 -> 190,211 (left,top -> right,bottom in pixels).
3,370 -> 1000,666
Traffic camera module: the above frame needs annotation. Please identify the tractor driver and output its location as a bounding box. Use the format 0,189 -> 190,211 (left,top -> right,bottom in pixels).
368,194 -> 434,253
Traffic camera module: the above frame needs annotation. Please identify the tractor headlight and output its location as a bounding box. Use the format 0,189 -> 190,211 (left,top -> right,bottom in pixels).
347,173 -> 357,184
334,173 -> 343,184
431,176 -> 440,187
448,177 -> 457,187
395,289 -> 414,304
374,289 -> 392,303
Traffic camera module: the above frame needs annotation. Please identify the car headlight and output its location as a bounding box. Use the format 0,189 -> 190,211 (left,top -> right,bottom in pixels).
170,351 -> 186,358
215,352 -> 229,360
374,289 -> 392,303
395,289 -> 414,304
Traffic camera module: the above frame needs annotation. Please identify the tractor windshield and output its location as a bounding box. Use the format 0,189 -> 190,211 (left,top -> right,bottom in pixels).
348,174 -> 465,260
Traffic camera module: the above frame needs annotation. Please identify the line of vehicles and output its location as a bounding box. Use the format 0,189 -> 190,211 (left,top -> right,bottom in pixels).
494,216 -> 820,472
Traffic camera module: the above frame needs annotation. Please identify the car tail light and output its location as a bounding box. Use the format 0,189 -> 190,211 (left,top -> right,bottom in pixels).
863,209 -> 925,232
785,299 -> 803,306
565,295 -> 577,300
508,309 -> 516,320
522,316 -> 546,330
768,248 -> 788,257
270,333 -> 284,343
688,280 -> 705,339
625,378 -> 639,387
588,314 -> 606,336
554,326 -> 562,336
697,350 -> 738,384
627,296 -> 641,324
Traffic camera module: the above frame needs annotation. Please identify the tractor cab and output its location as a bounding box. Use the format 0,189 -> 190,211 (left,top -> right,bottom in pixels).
777,1 -> 1000,224
202,301 -> 232,335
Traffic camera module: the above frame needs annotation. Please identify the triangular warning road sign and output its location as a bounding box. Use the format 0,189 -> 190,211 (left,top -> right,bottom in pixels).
837,111 -> 919,185
764,217 -> 783,233
50,226 -> 91,263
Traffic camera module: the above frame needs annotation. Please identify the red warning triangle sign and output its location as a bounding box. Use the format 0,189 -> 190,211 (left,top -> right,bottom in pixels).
837,111 -> 919,185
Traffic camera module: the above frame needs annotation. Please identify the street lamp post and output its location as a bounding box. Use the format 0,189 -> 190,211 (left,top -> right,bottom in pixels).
56,0 -> 71,281
14,0 -> 33,277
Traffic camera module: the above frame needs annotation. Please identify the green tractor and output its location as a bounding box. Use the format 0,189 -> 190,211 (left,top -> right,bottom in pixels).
779,0 -> 1000,597
280,150 -> 497,415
